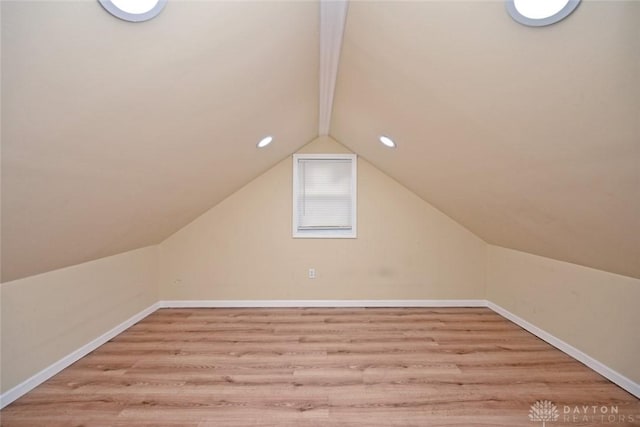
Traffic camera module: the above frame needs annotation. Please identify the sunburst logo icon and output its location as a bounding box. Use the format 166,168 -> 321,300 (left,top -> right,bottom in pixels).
529,400 -> 559,426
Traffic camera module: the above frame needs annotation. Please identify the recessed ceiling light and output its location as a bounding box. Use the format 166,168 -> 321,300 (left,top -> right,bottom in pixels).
379,136 -> 396,148
257,136 -> 274,148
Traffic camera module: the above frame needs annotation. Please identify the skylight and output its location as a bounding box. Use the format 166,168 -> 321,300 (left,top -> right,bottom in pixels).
98,0 -> 167,22
110,0 -> 160,15
514,0 -> 569,19
506,0 -> 581,27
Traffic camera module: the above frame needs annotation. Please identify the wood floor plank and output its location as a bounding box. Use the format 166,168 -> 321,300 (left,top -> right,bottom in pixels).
1,307 -> 638,426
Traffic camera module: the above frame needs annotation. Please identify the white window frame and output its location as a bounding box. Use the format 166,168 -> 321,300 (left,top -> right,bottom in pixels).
292,153 -> 357,239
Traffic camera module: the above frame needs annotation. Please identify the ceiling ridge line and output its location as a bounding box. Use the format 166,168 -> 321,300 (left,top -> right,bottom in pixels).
318,0 -> 349,136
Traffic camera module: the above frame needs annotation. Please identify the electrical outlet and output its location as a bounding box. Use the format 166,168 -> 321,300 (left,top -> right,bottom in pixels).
308,268 -> 316,279
173,279 -> 182,286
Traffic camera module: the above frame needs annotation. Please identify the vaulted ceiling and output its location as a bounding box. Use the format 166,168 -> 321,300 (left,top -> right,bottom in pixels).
1,0 -> 319,281
331,0 -> 640,278
2,0 -> 639,282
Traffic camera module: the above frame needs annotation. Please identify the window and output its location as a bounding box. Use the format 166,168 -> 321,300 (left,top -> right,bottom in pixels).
292,154 -> 357,238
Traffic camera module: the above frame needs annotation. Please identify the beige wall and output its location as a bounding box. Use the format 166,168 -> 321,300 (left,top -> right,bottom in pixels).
159,137 -> 487,300
486,245 -> 640,384
0,246 -> 158,393
3,136 -> 637,396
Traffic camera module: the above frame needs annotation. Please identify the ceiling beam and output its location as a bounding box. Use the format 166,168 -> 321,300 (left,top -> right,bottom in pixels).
318,0 -> 348,136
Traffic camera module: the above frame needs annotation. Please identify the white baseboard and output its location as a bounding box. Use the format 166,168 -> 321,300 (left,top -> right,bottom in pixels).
0,302 -> 160,409
159,299 -> 487,308
486,301 -> 639,399
2,298 -> 637,409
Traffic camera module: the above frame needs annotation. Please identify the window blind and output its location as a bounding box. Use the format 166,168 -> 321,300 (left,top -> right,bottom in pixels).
296,158 -> 352,230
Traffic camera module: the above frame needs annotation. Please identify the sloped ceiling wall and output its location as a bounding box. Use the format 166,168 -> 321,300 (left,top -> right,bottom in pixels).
331,0 -> 640,278
2,0 -> 639,282
1,0 -> 319,282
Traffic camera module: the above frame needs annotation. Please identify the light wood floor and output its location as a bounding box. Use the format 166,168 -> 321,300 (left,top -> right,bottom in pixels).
1,307 -> 638,426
